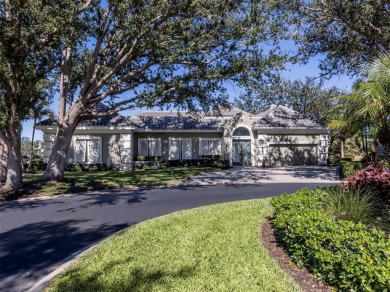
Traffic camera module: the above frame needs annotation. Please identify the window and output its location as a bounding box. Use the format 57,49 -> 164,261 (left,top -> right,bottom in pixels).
74,137 -> 101,163
199,138 -> 221,155
232,127 -> 250,136
169,138 -> 192,160
138,138 -> 161,157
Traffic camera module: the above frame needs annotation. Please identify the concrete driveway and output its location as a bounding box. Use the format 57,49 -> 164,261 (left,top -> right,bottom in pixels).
184,166 -> 340,185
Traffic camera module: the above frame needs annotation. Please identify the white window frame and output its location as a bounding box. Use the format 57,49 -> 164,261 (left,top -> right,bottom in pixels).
138,138 -> 162,157
199,138 -> 222,156
169,138 -> 192,160
73,136 -> 102,164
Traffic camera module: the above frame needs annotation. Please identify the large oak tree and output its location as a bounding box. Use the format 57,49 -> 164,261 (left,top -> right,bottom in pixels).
44,0 -> 285,181
0,0 -> 94,191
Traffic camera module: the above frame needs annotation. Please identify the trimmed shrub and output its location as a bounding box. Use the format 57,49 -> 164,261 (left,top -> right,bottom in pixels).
64,163 -> 109,172
163,158 -> 229,169
271,188 -> 390,291
27,158 -> 47,173
340,160 -> 363,179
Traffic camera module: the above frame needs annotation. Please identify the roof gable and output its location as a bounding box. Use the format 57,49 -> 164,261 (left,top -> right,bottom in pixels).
254,105 -> 323,128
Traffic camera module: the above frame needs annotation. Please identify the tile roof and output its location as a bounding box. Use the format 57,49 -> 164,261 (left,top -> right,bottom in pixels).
37,103 -> 132,127
129,113 -> 223,131
253,105 -> 323,128
37,104 -> 324,131
38,114 -> 132,127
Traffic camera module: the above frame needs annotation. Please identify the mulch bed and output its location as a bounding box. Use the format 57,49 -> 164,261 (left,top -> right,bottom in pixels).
260,220 -> 332,292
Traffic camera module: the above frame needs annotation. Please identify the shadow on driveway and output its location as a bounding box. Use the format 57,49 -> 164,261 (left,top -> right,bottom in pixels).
0,220 -> 128,291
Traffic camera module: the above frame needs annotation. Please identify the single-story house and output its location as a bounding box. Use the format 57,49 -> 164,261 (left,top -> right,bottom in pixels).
36,105 -> 329,168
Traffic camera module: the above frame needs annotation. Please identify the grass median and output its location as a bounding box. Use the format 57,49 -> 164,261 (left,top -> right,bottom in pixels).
1,167 -> 214,200
46,199 -> 301,292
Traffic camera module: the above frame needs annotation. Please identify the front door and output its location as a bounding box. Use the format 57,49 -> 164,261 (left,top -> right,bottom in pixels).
232,140 -> 251,166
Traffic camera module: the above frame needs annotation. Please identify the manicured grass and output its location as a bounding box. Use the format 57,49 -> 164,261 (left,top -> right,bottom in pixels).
46,200 -> 301,292
2,167 -> 214,199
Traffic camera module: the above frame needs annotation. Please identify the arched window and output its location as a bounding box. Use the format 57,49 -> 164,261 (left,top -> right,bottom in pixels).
232,127 -> 250,136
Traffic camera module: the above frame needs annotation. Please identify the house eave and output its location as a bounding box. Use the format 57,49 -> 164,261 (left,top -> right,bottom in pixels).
253,127 -> 328,134
36,125 -> 136,134
135,129 -> 223,133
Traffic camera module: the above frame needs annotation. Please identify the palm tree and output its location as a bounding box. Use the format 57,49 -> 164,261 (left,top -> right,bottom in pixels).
347,53 -> 390,161
328,96 -> 364,159
329,53 -> 390,162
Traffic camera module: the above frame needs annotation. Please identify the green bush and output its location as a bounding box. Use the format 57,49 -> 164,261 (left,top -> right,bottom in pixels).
24,156 -> 46,172
271,188 -> 390,291
64,163 -> 109,172
137,156 -> 146,161
340,161 -> 363,179
163,158 -> 229,169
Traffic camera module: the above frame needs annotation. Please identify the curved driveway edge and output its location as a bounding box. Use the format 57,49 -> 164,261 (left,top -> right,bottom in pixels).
1,167 -> 339,292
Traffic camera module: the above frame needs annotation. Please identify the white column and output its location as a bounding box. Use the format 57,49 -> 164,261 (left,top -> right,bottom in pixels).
120,133 -> 133,169
317,135 -> 329,165
257,135 -> 269,167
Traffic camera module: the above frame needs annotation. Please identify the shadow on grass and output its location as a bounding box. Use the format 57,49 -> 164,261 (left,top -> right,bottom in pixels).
52,263 -> 196,292
0,177 -> 115,201
0,167 -> 214,201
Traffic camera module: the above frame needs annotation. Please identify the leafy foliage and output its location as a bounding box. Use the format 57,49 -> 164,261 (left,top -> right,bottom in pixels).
323,187 -> 381,226
271,188 -> 390,291
346,164 -> 390,198
274,0 -> 390,76
332,53 -> 390,161
339,160 -> 363,179
42,0 -> 290,180
236,75 -> 342,124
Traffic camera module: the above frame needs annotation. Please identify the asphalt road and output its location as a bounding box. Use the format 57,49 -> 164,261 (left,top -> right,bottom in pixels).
0,183 -> 335,292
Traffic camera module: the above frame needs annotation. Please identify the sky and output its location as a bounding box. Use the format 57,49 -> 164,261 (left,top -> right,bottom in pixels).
21,52 -> 356,142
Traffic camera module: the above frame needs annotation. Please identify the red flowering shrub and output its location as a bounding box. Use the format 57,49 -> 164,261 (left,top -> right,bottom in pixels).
347,164 -> 390,201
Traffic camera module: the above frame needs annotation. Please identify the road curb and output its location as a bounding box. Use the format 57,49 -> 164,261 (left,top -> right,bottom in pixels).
28,227 -> 130,292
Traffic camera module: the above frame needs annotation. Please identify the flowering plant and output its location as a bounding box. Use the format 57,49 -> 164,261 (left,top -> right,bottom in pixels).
347,164 -> 390,200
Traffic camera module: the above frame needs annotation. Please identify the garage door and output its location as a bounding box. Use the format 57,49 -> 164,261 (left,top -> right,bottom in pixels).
269,144 -> 317,166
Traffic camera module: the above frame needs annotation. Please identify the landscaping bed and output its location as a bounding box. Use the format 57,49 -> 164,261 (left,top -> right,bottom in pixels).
271,188 -> 390,291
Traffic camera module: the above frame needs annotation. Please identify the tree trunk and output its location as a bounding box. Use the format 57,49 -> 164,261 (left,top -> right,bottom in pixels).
372,137 -> 379,163
1,126 -> 23,192
340,138 -> 345,159
30,117 -> 37,158
44,122 -> 77,181
0,135 -> 8,183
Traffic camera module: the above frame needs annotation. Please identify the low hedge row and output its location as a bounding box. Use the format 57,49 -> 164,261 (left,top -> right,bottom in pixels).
271,188 -> 390,291
160,158 -> 229,169
64,163 -> 118,172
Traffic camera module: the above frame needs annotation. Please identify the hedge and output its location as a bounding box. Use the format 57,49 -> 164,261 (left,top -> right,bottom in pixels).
271,188 -> 390,291
340,160 -> 363,179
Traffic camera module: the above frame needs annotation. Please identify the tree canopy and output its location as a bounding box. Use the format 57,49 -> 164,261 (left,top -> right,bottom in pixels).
42,0 -> 288,180
278,0 -> 390,74
274,0 -> 390,76
235,75 -> 344,123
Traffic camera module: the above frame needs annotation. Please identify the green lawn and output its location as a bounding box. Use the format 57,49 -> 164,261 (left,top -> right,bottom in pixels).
46,200 -> 301,292
2,167 -> 214,199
